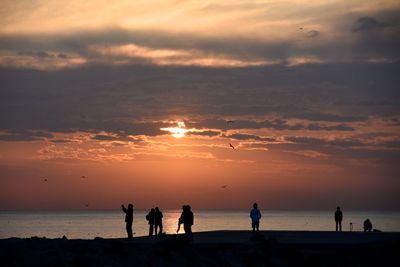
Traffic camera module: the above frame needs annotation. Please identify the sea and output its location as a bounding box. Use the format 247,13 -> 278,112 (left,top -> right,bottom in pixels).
1,210 -> 399,239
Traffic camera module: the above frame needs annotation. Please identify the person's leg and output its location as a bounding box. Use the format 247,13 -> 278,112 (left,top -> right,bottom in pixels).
159,223 -> 163,235
126,222 -> 133,240
154,224 -> 158,235
256,222 -> 259,231
149,224 -> 154,236
252,222 -> 255,232
335,221 -> 338,232
339,221 -> 342,232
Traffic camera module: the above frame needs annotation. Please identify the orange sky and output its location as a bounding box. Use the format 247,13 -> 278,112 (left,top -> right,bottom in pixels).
0,0 -> 399,210
1,119 -> 399,210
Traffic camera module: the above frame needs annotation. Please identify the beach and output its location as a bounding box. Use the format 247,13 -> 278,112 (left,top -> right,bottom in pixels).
2,210 -> 399,239
2,230 -> 399,266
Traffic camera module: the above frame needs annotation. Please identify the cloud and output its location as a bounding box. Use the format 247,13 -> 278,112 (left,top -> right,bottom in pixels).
224,133 -> 275,142
291,113 -> 367,122
16,51 -> 71,59
0,61 -> 399,142
92,134 -> 119,141
1,9 -> 400,70
17,51 -> 53,58
50,139 -> 73,143
306,30 -> 320,38
92,133 -> 145,142
190,119 -> 355,131
186,130 -> 221,137
88,43 -> 275,68
352,17 -> 385,32
307,123 -> 354,131
0,51 -> 86,70
36,144 -> 135,163
284,149 -> 329,159
285,136 -> 365,147
0,130 -> 53,142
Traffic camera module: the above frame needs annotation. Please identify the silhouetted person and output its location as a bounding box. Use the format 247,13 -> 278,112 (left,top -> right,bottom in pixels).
146,208 -> 155,236
335,206 -> 343,232
184,205 -> 194,235
121,203 -> 133,240
250,203 -> 262,232
154,207 -> 163,235
177,205 -> 194,235
177,205 -> 185,233
364,219 -> 373,232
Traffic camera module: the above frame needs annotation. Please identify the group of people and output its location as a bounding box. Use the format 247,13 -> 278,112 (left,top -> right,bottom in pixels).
121,204 -> 195,239
122,204 -> 377,240
335,206 -> 377,232
145,207 -> 163,236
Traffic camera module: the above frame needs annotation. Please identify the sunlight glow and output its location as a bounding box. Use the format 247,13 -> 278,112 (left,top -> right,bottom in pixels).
161,121 -> 189,138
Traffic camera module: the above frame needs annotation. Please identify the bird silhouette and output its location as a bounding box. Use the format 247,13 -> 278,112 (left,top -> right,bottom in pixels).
299,27 -> 303,30
43,178 -> 48,182
81,175 -> 86,179
85,204 -> 89,207
229,143 -> 235,149
221,185 -> 228,189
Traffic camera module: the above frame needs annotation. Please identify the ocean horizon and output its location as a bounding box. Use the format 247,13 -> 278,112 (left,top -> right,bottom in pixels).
1,210 -> 399,239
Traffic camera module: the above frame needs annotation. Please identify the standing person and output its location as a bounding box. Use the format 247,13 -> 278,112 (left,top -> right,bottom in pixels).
146,208 -> 155,236
177,205 -> 194,235
183,205 -> 194,235
154,207 -> 163,235
177,205 -> 186,233
335,206 -> 343,232
121,203 -> 133,240
250,203 -> 262,232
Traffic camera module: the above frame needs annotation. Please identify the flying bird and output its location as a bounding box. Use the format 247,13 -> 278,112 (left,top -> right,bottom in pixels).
229,143 -> 235,149
81,175 -> 86,179
299,27 -> 303,30
221,185 -> 228,189
43,178 -> 48,182
85,204 -> 89,207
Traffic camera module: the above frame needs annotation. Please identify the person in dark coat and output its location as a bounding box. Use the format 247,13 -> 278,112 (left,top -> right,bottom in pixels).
335,206 -> 343,232
154,207 -> 163,235
146,208 -> 156,236
177,205 -> 194,235
184,205 -> 194,235
177,205 -> 185,233
121,203 -> 133,240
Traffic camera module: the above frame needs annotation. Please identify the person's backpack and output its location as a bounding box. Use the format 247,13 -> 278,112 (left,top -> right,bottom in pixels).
146,214 -> 150,221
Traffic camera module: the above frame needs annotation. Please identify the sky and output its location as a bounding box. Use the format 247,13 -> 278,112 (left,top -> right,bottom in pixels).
0,0 -> 399,210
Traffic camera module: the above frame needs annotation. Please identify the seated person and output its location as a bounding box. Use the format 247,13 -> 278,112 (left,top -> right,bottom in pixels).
363,219 -> 373,232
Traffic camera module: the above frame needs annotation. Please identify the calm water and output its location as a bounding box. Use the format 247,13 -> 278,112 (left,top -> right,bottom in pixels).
1,210 -> 399,239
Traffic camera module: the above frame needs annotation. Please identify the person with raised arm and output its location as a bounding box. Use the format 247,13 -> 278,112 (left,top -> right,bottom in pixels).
121,203 -> 134,240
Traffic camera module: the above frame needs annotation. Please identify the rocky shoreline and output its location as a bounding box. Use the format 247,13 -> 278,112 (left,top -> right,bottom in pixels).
1,231 -> 399,266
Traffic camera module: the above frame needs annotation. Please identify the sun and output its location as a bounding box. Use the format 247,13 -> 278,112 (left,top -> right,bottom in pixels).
160,121 -> 189,138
